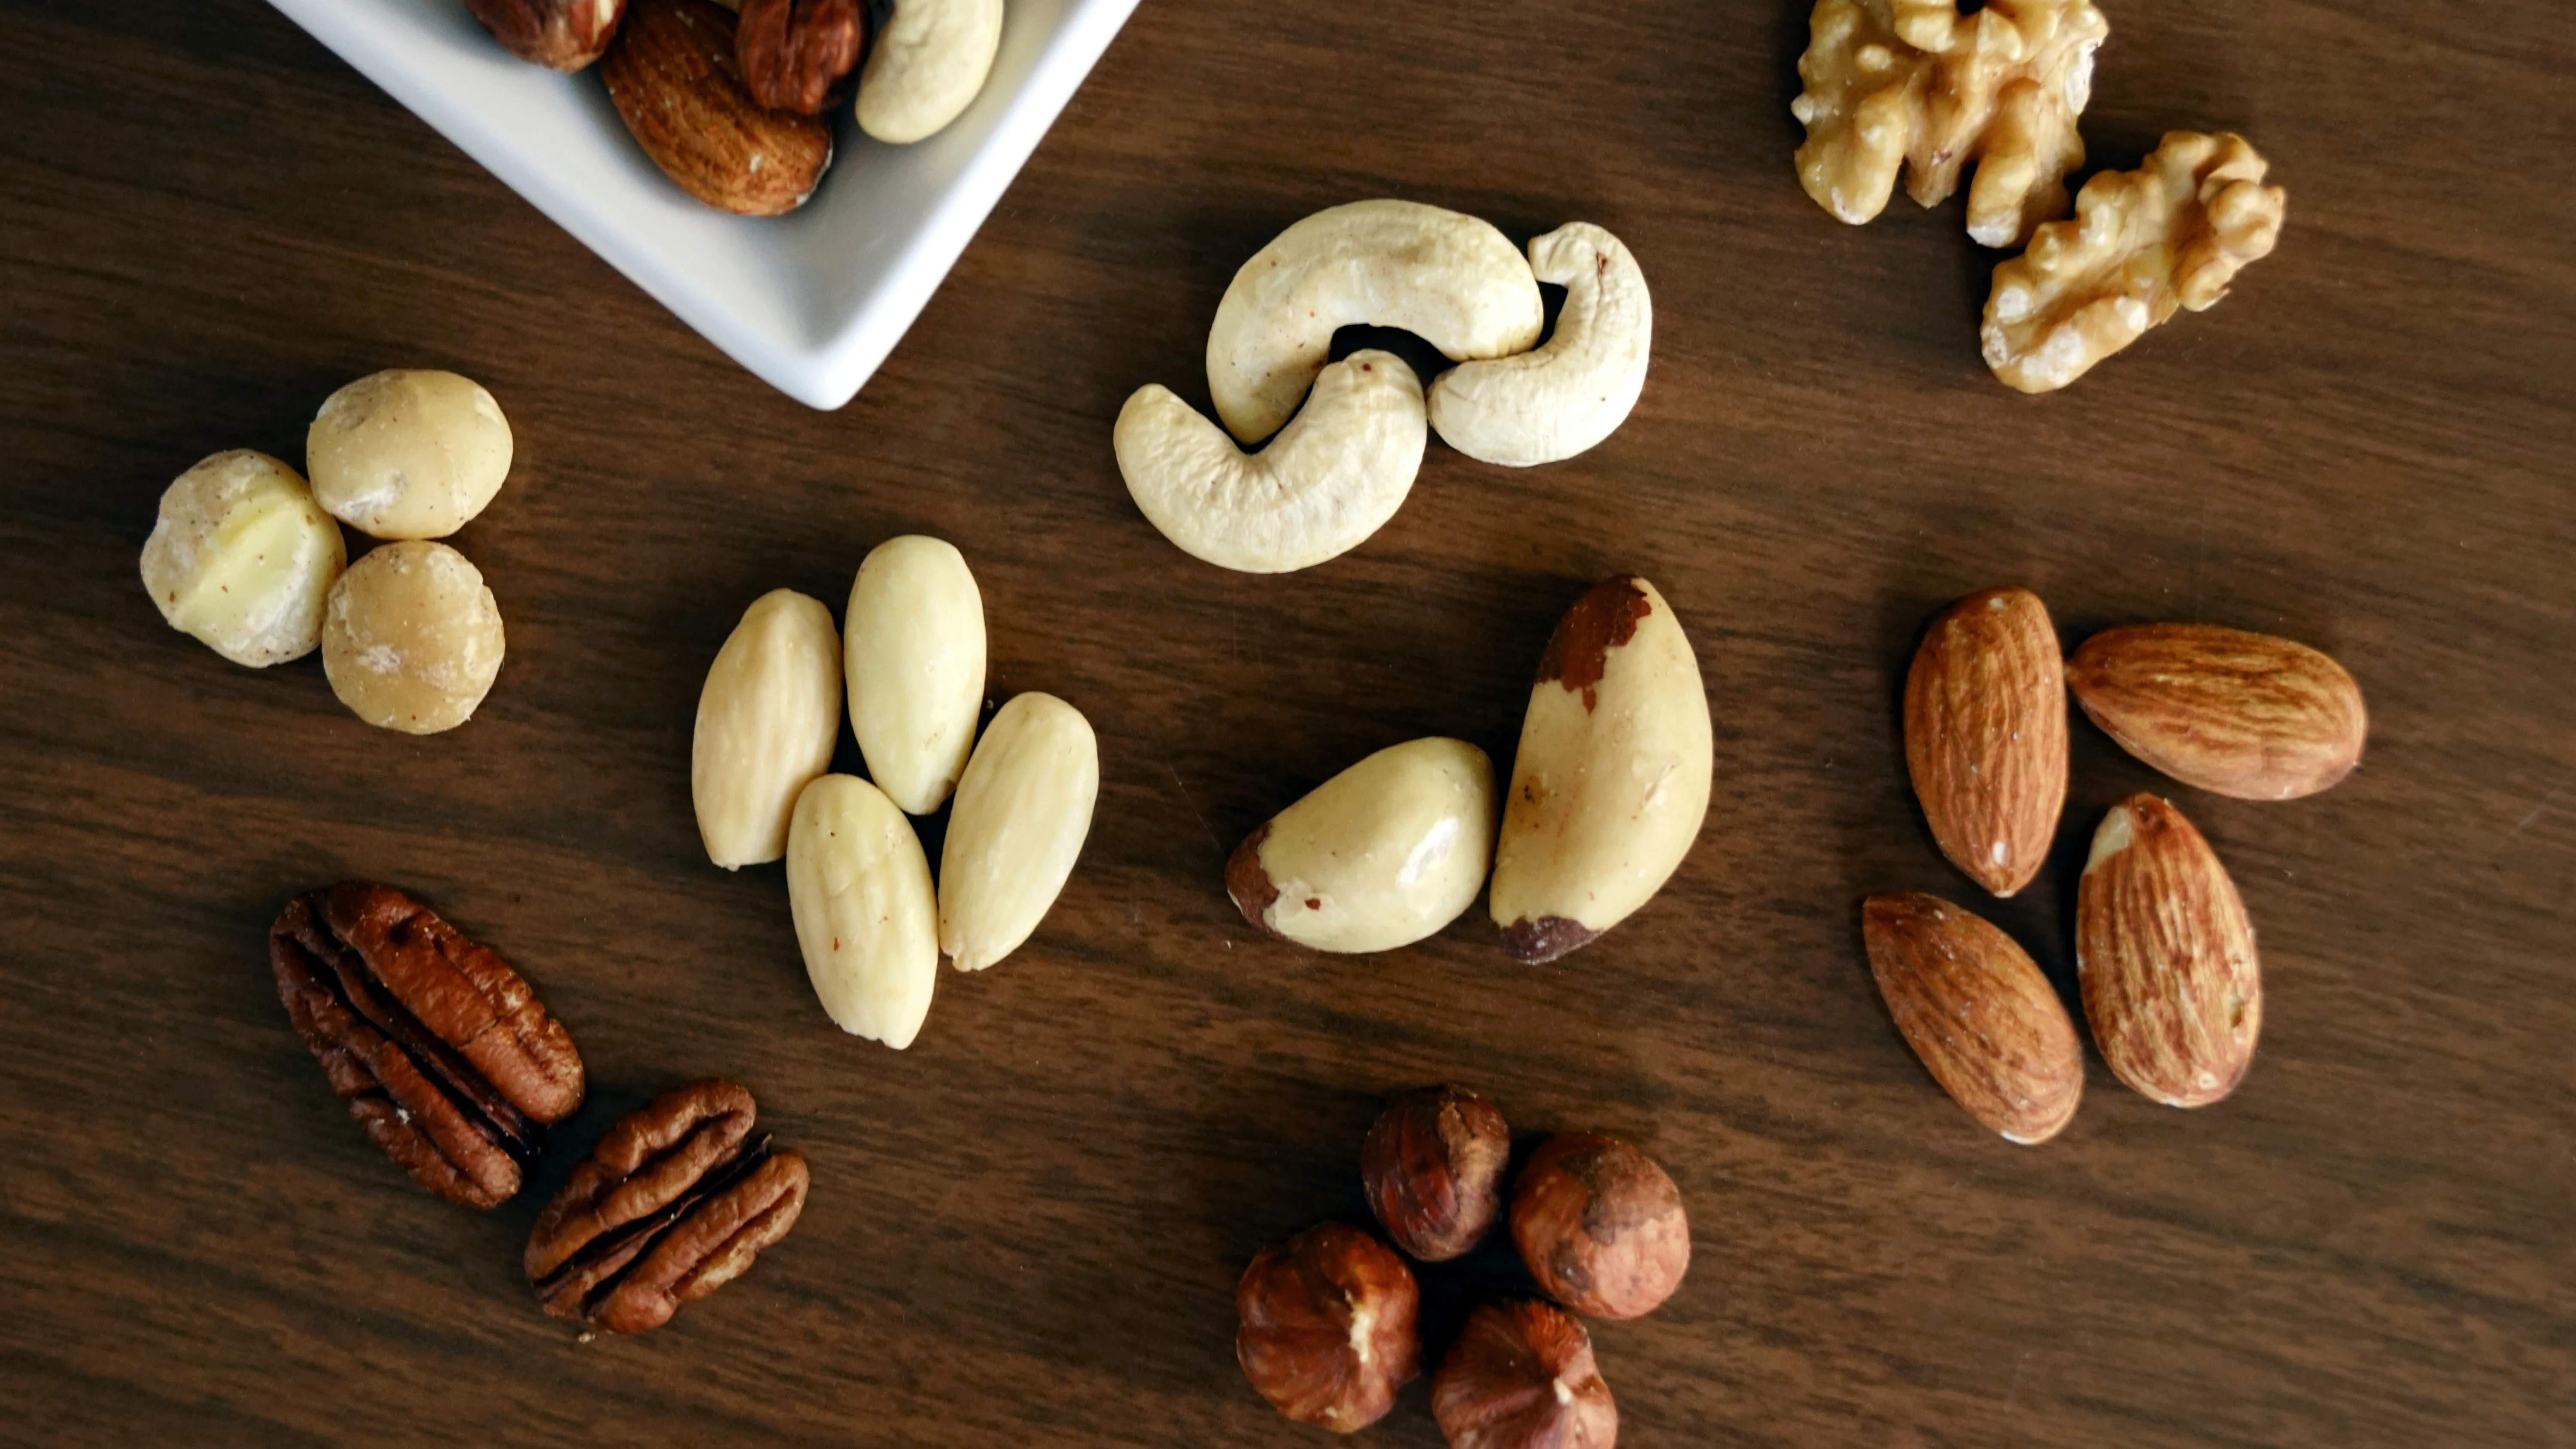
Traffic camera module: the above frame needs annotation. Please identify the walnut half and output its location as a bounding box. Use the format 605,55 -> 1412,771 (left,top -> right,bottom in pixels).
1981,131 -> 2287,393
1791,0 -> 2108,247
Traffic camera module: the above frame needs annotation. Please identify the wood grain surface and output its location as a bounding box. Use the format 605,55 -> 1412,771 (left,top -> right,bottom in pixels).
2,1 -> 2570,1445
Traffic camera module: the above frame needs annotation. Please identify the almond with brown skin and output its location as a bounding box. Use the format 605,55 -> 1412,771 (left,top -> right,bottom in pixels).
1861,892 -> 2082,1144
465,0 -> 629,71
2068,623 -> 2367,801
601,0 -> 834,216
1904,586 -> 2067,898
2077,793 -> 2261,1107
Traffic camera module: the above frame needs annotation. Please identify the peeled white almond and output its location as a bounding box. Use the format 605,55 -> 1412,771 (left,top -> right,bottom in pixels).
845,535 -> 986,815
692,589 -> 842,870
938,693 -> 1100,971
786,774 -> 939,1049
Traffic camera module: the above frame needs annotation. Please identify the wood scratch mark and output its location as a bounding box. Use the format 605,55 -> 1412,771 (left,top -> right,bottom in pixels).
2511,783 -> 2562,833
1165,760 -> 1220,853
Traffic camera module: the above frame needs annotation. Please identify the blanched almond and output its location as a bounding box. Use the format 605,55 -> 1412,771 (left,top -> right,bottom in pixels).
691,589 -> 842,870
938,694 -> 1099,972
785,774 -> 938,1049
845,535 -> 986,815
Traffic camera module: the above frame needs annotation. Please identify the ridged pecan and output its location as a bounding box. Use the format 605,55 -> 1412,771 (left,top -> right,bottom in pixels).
270,883 -> 586,1209
737,0 -> 867,114
526,1080 -> 811,1335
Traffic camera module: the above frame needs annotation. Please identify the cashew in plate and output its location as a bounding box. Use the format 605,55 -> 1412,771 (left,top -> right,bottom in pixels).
1115,351 -> 1426,574
1427,223 -> 1651,467
856,0 -> 1003,144
1206,200 -> 1543,445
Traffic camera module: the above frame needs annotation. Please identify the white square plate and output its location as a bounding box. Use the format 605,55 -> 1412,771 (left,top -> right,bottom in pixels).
270,0 -> 1139,408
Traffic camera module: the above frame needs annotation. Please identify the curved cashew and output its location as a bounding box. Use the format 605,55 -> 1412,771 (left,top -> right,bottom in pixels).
1115,351 -> 1426,574
1205,200 -> 1542,445
856,0 -> 1003,145
1427,223 -> 1651,467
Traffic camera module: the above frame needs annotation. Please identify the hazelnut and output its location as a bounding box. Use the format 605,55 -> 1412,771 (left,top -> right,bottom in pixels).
1432,1299 -> 1618,1449
1508,1134 -> 1688,1320
462,0 -> 630,74
1361,1085 -> 1510,1261
1235,1223 -> 1422,1433
736,0 -> 866,114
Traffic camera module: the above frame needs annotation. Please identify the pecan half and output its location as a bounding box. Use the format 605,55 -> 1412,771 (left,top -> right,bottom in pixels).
526,1080 -> 811,1335
737,0 -> 867,114
270,883 -> 586,1209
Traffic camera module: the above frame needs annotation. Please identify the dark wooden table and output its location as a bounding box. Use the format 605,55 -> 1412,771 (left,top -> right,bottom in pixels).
3,1 -> 2569,1444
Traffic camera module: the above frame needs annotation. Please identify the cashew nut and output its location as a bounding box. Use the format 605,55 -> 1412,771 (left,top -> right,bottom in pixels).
856,0 -> 1003,145
1205,200 -> 1543,444
1115,351 -> 1426,574
1427,223 -> 1651,467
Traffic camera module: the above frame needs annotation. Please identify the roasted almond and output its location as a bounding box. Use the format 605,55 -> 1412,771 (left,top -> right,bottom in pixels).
600,0 -> 833,216
1903,586 -> 2067,898
1861,892 -> 2082,1144
2067,623 -> 2366,800
2076,794 -> 2261,1107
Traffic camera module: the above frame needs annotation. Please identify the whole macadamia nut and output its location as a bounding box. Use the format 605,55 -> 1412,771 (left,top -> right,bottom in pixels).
1509,1133 -> 1689,1320
139,450 -> 346,667
322,541 -> 506,734
307,369 -> 513,539
1362,1085 -> 1511,1261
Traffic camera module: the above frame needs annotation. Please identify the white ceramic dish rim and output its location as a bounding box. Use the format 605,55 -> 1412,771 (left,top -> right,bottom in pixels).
267,0 -> 1139,409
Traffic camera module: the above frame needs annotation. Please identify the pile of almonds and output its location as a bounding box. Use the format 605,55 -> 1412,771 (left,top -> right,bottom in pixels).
691,535 -> 1100,1051
1237,1086 -> 1686,1446
1868,586 -> 2367,1139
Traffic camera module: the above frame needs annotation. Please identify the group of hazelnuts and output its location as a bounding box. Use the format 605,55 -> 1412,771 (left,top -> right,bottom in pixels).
1236,1086 -> 1690,1446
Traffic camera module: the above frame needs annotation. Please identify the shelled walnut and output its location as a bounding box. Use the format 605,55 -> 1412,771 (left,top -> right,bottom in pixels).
1982,131 -> 2287,392
1791,0 -> 2108,247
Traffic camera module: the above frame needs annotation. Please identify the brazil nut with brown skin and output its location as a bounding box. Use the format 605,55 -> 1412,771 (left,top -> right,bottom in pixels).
270,883 -> 585,1209
1488,577 -> 1713,963
525,1079 -> 810,1336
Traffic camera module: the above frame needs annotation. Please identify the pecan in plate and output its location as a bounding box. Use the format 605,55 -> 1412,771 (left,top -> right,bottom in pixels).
526,1080 -> 811,1336
270,883 -> 586,1209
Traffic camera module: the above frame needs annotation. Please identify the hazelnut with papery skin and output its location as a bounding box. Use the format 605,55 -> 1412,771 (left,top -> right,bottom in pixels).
1433,1299 -> 1618,1449
1509,1134 -> 1689,1320
1236,1223 -> 1422,1433
1362,1085 -> 1510,1262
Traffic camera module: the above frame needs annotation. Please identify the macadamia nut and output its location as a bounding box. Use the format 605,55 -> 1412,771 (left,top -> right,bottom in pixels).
139,450 -> 346,667
307,369 -> 514,540
322,541 -> 507,734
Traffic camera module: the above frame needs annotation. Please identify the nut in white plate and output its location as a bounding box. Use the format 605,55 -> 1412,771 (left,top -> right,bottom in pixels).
1116,351 -> 1427,574
1428,222 -> 1653,468
1226,737 -> 1497,954
845,535 -> 986,815
1206,199 -> 1543,445
856,0 -> 1002,144
139,450 -> 347,668
321,541 -> 506,734
786,774 -> 939,1049
938,693 -> 1100,972
1489,576 -> 1713,963
692,589 -> 843,870
307,370 -> 514,540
